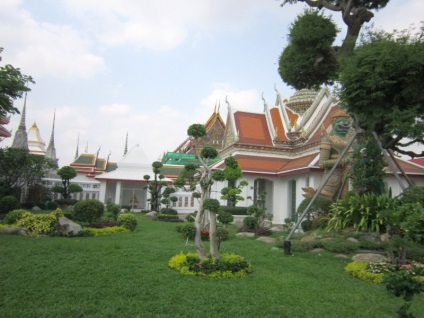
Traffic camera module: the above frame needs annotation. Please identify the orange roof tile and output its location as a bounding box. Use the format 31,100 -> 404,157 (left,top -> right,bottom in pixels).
234,112 -> 273,146
270,108 -> 287,141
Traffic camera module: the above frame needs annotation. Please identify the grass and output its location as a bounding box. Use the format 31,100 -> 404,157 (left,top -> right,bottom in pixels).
1,215 -> 423,318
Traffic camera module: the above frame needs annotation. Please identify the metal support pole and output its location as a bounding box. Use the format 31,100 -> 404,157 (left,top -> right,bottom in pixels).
283,131 -> 359,254
387,149 -> 414,187
372,132 -> 406,192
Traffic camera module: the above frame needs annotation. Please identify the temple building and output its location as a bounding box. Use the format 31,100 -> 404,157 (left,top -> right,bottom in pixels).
0,114 -> 12,142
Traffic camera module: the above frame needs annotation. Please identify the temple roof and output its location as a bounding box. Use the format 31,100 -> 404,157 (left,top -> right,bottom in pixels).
286,88 -> 319,115
28,122 -> 46,155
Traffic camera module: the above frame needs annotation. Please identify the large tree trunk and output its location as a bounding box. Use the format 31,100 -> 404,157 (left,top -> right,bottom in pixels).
209,210 -> 220,259
194,208 -> 206,259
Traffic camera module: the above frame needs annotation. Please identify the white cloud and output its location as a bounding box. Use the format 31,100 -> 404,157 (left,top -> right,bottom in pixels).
0,1 -> 106,79
99,104 -> 131,115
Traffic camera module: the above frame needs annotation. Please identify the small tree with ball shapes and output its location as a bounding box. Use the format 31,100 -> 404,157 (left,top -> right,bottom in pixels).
143,161 -> 168,212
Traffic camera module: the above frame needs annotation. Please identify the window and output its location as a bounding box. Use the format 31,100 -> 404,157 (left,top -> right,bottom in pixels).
288,179 -> 296,220
184,196 -> 188,207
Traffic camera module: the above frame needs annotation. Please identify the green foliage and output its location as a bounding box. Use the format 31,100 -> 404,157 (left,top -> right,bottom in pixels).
117,213 -> 138,231
0,48 -> 34,117
68,184 -> 83,194
345,261 -> 385,284
180,223 -> 196,240
327,192 -> 392,232
217,211 -> 234,226
54,166 -> 78,199
3,209 -> 27,224
301,219 -> 313,232
187,124 -> 207,138
349,133 -> 387,195
144,161 -> 166,211
156,214 -> 182,222
297,196 -> 333,217
397,187 -> 424,207
46,201 -> 58,210
278,10 -> 339,89
201,146 -> 218,159
18,209 -> 63,235
311,215 -> 331,230
221,206 -> 248,215
106,203 -> 121,219
339,28 -> 424,153
243,216 -> 258,230
168,252 -> 252,278
0,148 -> 54,196
84,226 -> 129,236
203,199 -> 220,213
160,208 -> 178,215
72,199 -> 104,224
0,195 -> 20,214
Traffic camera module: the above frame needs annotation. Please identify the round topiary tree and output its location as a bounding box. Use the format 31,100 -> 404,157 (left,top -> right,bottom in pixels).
0,195 -> 20,214
72,199 -> 104,224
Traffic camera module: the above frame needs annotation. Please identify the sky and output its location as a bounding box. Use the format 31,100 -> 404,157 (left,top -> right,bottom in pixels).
1,0 -> 423,167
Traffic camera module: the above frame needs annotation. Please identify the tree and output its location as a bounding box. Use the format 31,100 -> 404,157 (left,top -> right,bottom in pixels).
53,166 -> 81,199
213,156 -> 248,207
279,1 -> 423,157
143,161 -> 168,211
0,147 -> 55,199
339,29 -> 424,157
0,48 -> 34,117
175,124 -> 220,259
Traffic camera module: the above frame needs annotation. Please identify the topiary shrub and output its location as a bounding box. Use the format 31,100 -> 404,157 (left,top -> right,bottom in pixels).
243,216 -> 258,230
106,203 -> 121,219
117,213 -> 138,231
301,219 -> 313,232
4,209 -> 28,225
72,199 -> 104,224
217,211 -> 234,227
180,223 -> 196,240
160,208 -> 178,215
297,196 -> 333,218
0,195 -> 20,214
185,211 -> 197,222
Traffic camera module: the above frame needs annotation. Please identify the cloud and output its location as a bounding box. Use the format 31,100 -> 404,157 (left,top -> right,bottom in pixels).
99,103 -> 131,115
0,0 -> 106,79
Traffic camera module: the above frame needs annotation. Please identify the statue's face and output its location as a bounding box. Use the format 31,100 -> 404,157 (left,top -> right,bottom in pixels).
333,116 -> 351,137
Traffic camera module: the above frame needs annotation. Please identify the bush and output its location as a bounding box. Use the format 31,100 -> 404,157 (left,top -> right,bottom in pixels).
18,209 -> 63,235
168,252 -> 253,278
3,209 -> 28,225
221,206 -> 248,215
243,216 -> 258,230
311,215 -> 331,230
216,228 -> 230,241
396,186 -> 424,207
321,239 -> 360,254
185,211 -> 197,222
0,195 -> 20,214
157,214 -> 183,222
106,203 -> 121,219
72,199 -> 104,224
84,226 -> 129,236
117,213 -> 138,231
301,219 -> 313,232
297,196 -> 333,217
160,208 -> 178,215
181,223 -> 196,240
255,227 -> 272,236
46,201 -> 59,210
345,261 -> 384,284
218,211 -> 234,226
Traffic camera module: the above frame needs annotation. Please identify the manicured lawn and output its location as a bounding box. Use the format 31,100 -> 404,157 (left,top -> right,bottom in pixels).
1,215 -> 423,318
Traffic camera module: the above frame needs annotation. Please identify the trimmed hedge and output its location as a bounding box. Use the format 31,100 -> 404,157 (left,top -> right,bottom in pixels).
221,206 -> 248,215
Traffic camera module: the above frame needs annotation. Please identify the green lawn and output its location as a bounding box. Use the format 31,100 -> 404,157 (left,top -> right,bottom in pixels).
1,215 -> 423,318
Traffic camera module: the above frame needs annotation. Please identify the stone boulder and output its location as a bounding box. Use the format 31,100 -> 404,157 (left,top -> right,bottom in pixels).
0,227 -> 27,235
260,219 -> 272,229
58,217 -> 82,235
352,253 -> 387,263
236,232 -> 255,238
234,220 -> 243,228
145,211 -> 158,219
256,236 -> 276,244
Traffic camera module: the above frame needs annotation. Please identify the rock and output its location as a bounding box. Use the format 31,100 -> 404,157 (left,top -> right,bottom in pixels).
256,237 -> 276,244
352,253 -> 387,263
260,219 -> 272,229
58,217 -> 82,235
346,237 -> 359,243
334,254 -> 349,259
236,232 -> 255,238
271,247 -> 281,251
300,235 -> 315,242
32,206 -> 41,211
0,227 -> 27,235
270,226 -> 284,232
311,248 -> 325,253
145,211 -> 158,219
321,237 -> 333,242
234,220 -> 243,228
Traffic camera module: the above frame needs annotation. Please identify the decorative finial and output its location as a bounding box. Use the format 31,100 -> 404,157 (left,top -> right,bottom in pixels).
124,132 -> 128,156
